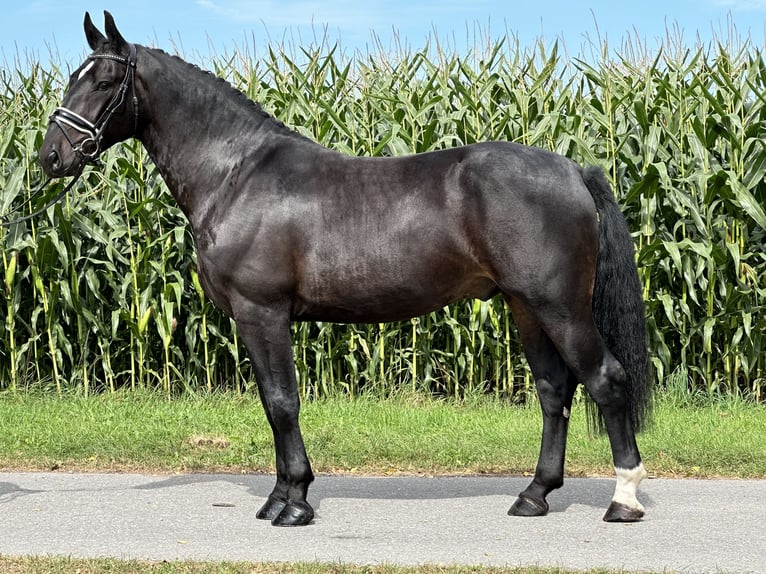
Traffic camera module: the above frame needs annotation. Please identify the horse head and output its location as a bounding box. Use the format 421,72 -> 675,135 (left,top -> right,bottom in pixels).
40,11 -> 139,178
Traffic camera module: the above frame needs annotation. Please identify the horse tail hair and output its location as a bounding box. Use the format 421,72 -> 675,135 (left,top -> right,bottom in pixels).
582,166 -> 651,433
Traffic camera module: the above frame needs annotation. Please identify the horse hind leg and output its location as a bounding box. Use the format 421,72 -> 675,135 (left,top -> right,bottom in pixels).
585,350 -> 647,522
507,298 -> 578,517
538,306 -> 647,522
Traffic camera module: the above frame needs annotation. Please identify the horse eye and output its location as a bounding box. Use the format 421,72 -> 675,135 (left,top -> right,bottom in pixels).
97,81 -> 112,91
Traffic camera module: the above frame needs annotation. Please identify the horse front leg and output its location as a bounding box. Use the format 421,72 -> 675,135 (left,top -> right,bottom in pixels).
235,306 -> 315,527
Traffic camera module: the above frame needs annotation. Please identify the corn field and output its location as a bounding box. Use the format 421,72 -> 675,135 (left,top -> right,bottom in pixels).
1,33 -> 765,401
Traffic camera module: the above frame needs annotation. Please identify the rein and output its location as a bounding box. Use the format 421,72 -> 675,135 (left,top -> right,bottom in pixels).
0,166 -> 84,228
1,44 -> 137,228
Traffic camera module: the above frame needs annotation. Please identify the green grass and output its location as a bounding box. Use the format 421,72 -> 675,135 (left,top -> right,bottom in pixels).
0,557 -> 657,574
0,391 -> 764,478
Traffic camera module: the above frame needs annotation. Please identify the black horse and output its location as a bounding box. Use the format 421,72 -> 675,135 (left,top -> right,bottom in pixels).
40,12 -> 651,527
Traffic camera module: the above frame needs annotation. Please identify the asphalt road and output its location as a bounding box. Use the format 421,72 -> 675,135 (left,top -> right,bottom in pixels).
0,472 -> 763,573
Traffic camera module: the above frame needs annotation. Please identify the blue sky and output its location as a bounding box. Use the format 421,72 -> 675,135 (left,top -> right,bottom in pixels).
1,0 -> 764,69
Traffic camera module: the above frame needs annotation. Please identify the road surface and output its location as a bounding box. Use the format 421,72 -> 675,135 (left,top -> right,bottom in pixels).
0,472 -> 763,573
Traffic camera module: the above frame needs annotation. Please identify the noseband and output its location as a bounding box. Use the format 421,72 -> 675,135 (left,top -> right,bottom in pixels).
49,43 -> 138,163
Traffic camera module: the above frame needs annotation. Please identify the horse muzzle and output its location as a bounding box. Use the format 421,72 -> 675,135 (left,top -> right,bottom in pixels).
39,129 -> 86,178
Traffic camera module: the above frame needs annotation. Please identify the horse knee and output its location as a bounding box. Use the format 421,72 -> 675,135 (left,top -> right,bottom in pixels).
256,384 -> 302,438
269,397 -> 301,430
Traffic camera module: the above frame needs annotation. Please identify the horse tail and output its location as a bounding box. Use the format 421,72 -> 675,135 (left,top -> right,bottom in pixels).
582,166 -> 651,433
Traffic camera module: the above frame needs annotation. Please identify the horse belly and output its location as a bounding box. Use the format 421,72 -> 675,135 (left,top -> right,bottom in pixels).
292,244 -> 497,323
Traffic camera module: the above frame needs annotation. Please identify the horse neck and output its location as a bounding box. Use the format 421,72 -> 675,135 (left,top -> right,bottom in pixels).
134,47 -> 310,225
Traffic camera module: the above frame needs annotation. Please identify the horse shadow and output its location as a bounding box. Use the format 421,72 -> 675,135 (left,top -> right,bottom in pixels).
0,473 -> 652,517
0,481 -> 45,503
132,473 -> 652,516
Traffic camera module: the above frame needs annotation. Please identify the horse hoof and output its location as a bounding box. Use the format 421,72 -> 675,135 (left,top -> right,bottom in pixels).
272,500 -> 315,527
508,495 -> 549,517
256,496 -> 287,521
603,501 -> 644,523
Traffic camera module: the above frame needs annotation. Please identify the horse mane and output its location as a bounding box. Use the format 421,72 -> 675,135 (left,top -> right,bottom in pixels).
147,47 -> 311,144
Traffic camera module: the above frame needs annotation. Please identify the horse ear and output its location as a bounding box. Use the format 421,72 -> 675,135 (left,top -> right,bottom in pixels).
103,11 -> 128,51
84,12 -> 106,51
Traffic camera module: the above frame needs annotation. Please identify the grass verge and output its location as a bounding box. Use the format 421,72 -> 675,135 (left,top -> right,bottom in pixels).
0,391 -> 764,478
0,556 -> 663,574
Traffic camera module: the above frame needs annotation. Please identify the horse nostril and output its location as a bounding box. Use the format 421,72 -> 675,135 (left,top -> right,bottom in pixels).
48,150 -> 61,170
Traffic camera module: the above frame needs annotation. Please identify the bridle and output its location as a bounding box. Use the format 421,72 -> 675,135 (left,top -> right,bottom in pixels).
1,44 -> 138,227
49,42 -> 139,163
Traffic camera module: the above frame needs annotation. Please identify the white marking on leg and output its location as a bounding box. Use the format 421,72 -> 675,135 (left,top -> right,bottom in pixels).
78,61 -> 95,81
612,463 -> 647,511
